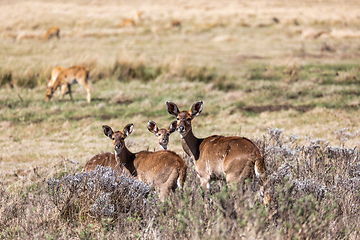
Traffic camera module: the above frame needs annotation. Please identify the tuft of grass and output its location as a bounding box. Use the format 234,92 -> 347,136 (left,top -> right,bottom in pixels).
0,69 -> 13,87
109,59 -> 164,82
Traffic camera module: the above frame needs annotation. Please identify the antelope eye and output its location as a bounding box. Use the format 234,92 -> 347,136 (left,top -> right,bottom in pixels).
112,137 -> 115,140
176,118 -> 179,120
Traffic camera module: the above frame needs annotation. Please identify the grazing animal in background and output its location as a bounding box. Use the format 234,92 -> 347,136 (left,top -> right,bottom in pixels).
119,19 -> 136,27
119,11 -> 142,28
171,20 -> 182,29
84,124 -> 187,201
42,26 -> 60,42
166,101 -> 270,205
45,65 -> 91,103
147,120 -> 177,150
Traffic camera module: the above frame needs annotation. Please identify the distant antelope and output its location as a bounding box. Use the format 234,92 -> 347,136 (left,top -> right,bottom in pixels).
147,120 -> 177,150
119,19 -> 136,28
167,101 -> 270,205
119,11 -> 142,28
171,20 -> 182,29
42,26 -> 60,42
84,124 -> 187,201
45,65 -> 91,103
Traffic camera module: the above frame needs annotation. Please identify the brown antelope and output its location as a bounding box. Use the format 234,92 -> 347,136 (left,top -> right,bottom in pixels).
119,11 -> 142,28
42,26 -> 60,42
45,65 -> 91,103
84,124 -> 187,201
147,120 -> 177,150
171,20 -> 182,29
166,101 -> 270,205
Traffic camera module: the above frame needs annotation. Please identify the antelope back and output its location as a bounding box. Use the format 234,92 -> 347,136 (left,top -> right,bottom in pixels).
198,135 -> 264,179
131,150 -> 186,186
57,66 -> 89,83
84,152 -> 119,172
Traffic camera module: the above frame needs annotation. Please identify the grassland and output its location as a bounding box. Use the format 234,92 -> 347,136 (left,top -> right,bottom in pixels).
0,0 -> 360,239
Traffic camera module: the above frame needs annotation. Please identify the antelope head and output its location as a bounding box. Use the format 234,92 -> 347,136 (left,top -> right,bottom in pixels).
166,101 -> 203,138
147,120 -> 177,150
45,86 -> 54,102
103,124 -> 133,156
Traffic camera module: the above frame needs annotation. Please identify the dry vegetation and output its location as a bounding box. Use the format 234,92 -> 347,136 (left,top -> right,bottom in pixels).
1,0 -> 360,239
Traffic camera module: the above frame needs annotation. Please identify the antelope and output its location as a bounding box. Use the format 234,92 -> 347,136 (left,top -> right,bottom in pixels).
119,11 -> 142,28
170,20 -> 182,29
166,101 -> 270,205
42,26 -> 60,42
119,19 -> 136,28
84,124 -> 187,201
147,120 -> 177,150
45,65 -> 91,103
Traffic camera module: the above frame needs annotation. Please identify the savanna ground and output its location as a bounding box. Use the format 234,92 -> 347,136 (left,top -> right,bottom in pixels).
0,0 -> 360,239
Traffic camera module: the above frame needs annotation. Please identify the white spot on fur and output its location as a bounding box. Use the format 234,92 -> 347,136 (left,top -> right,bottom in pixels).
206,182 -> 211,189
177,178 -> 181,188
254,164 -> 260,177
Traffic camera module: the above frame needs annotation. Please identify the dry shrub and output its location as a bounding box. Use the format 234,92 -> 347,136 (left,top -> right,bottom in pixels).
47,166 -> 153,221
260,128 -> 360,239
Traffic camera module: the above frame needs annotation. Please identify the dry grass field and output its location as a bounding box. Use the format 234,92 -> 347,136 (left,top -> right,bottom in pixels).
1,0 -> 360,239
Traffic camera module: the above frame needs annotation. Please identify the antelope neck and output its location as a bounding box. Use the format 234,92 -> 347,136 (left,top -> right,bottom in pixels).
181,129 -> 203,160
114,146 -> 136,175
158,144 -> 167,150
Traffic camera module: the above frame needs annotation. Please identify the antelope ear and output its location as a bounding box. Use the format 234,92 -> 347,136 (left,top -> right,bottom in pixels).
147,120 -> 158,134
190,101 -> 203,119
168,120 -> 177,134
103,125 -> 114,139
123,123 -> 134,138
166,101 -> 180,118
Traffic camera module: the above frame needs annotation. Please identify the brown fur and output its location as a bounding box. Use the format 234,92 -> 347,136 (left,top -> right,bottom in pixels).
166,101 -> 270,205
119,19 -> 136,27
84,124 -> 187,201
47,66 -> 63,88
45,65 -> 91,103
147,120 -> 177,150
84,152 -> 119,171
42,26 -> 60,42
171,20 -> 182,29
119,11 -> 142,28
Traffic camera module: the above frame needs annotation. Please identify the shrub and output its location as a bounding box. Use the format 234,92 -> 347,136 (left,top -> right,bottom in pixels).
47,166 -> 153,220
